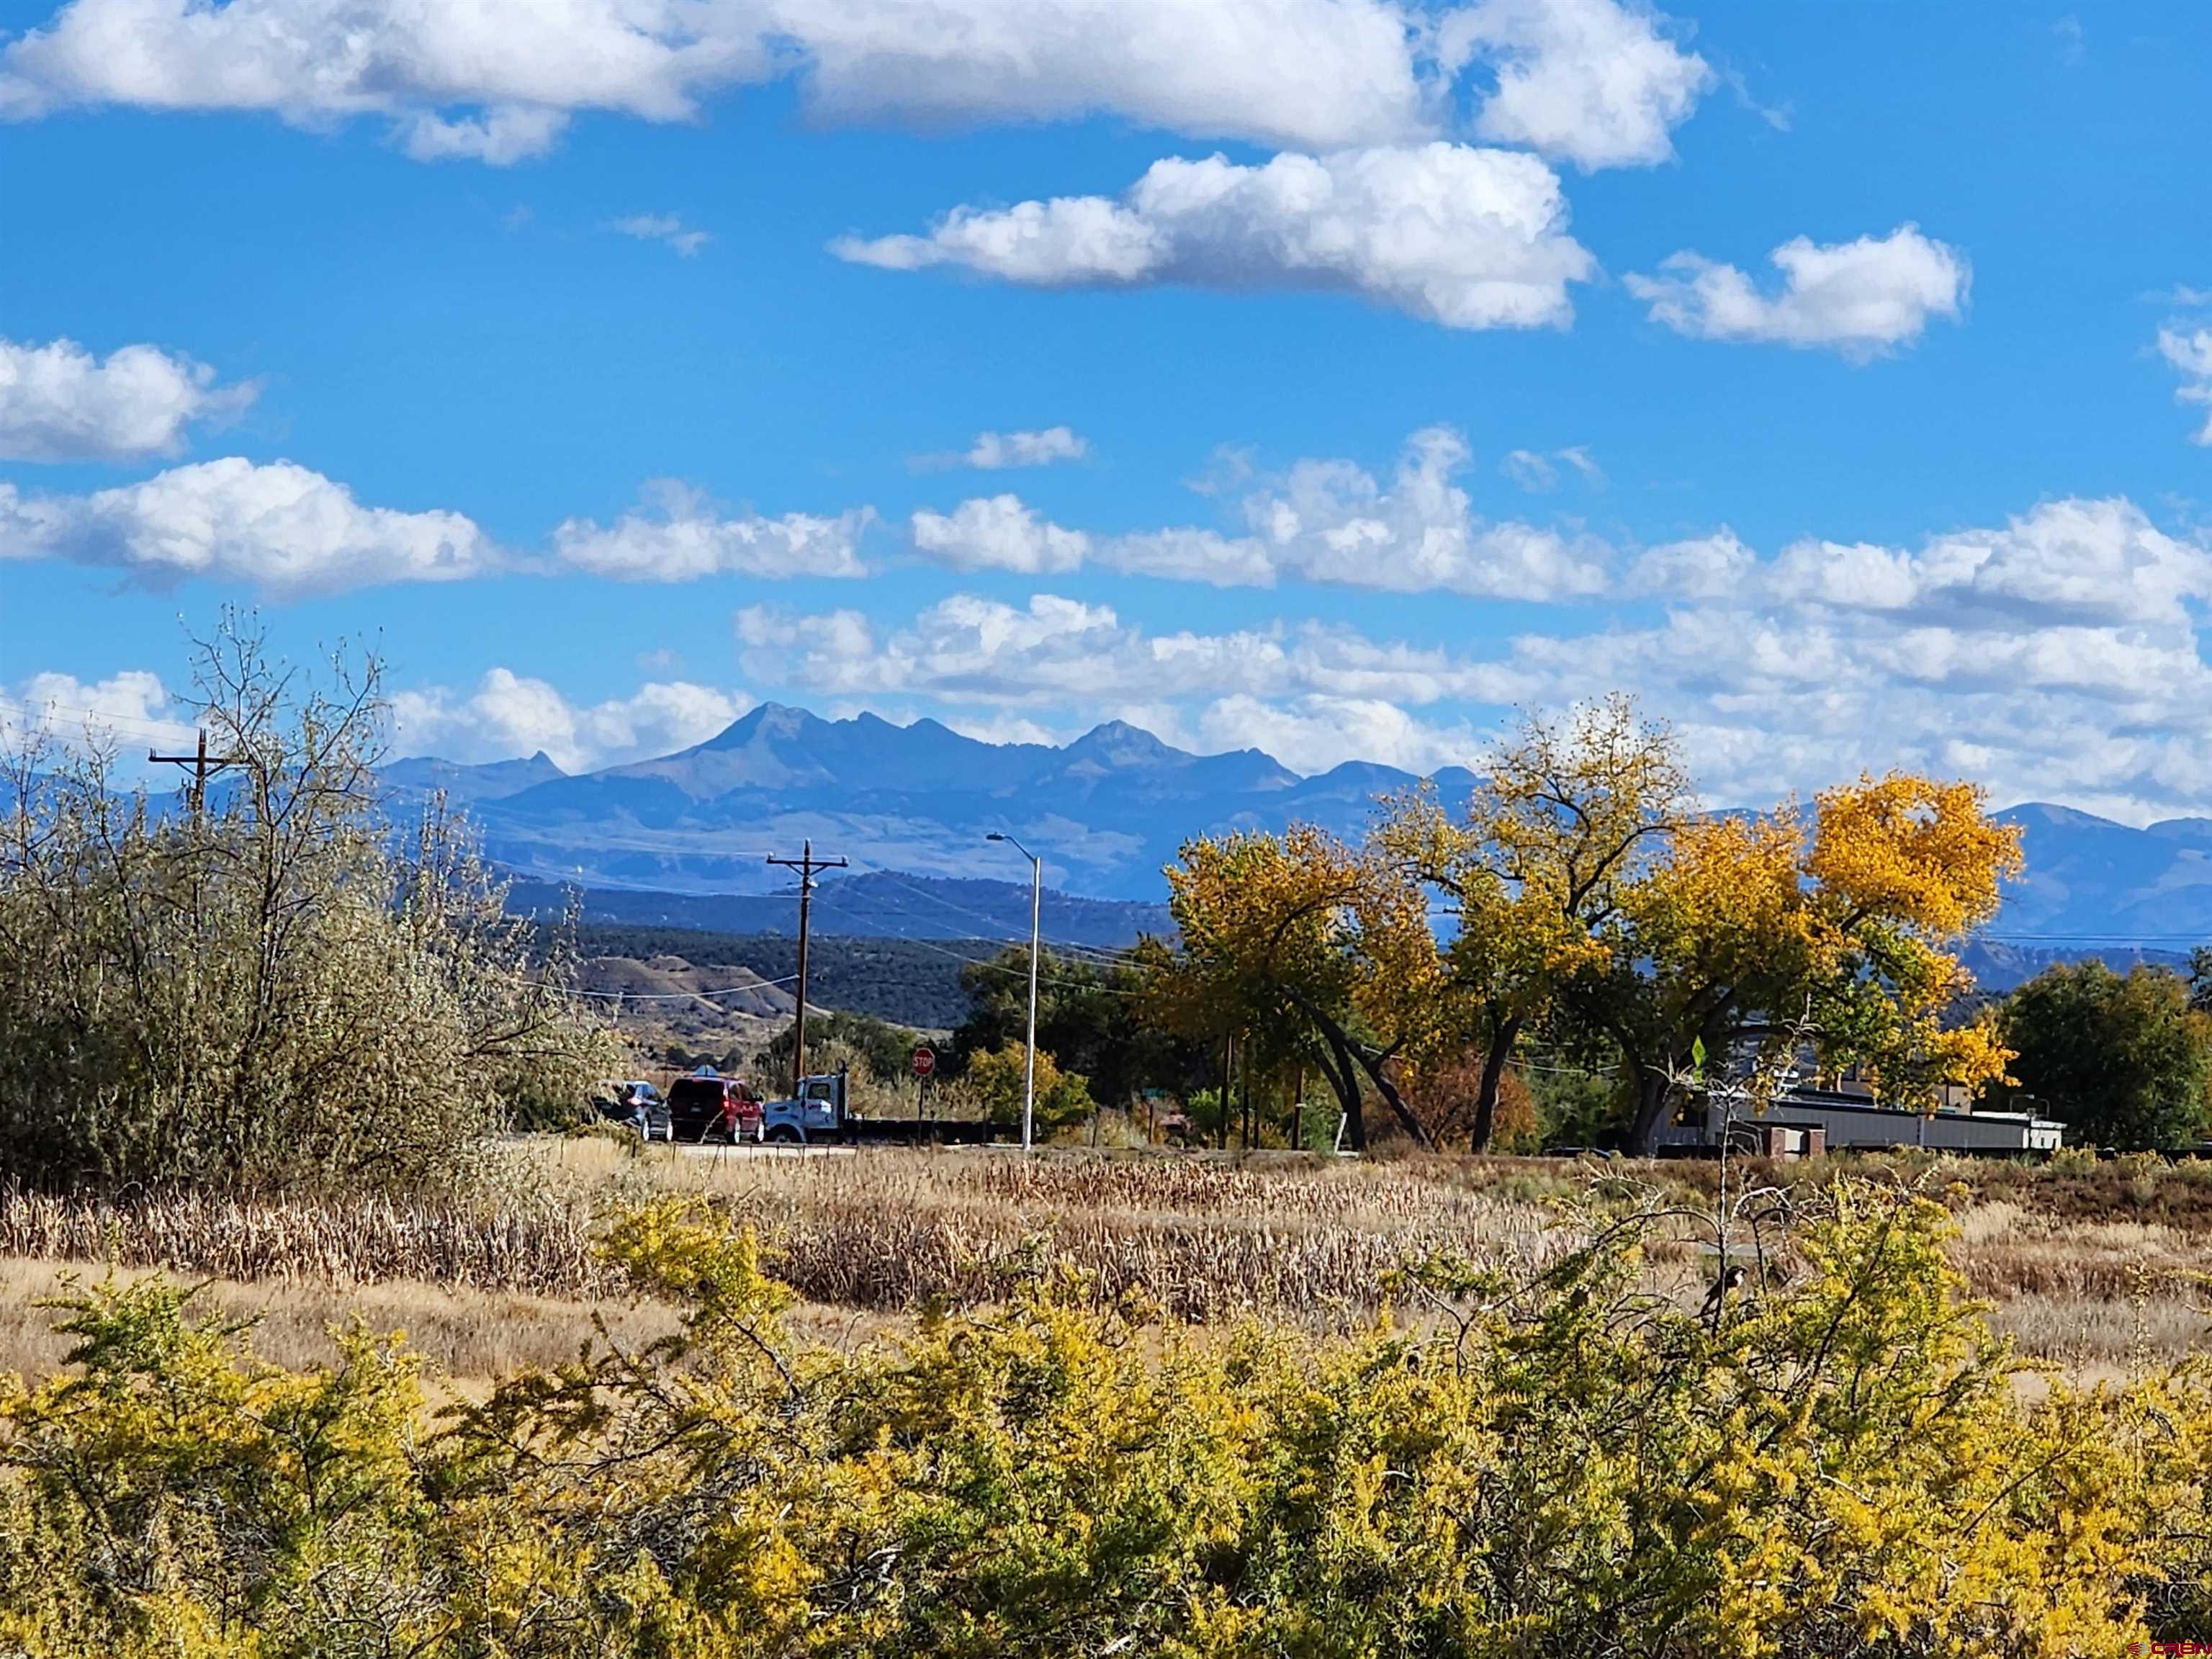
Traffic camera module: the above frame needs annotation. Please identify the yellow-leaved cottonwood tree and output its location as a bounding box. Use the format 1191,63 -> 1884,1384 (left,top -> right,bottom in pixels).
1156,698 -> 2023,1155
1379,694 -> 1691,1151
1146,826 -> 1440,1151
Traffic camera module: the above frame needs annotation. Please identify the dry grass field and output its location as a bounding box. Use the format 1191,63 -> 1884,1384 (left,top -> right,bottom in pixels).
6,1141 -> 2212,1388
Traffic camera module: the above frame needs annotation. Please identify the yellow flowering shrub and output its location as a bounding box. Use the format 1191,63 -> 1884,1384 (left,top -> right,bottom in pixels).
4,1185 -> 2209,1657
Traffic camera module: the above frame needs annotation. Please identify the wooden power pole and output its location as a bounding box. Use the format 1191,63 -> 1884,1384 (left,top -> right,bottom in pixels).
766,840 -> 847,1096
148,728 -> 242,816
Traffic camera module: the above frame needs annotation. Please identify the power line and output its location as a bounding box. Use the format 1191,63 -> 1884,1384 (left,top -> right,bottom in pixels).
868,927 -> 1153,999
803,884 -> 1149,993
565,974 -> 801,1002
0,696 -> 198,745
833,858 -> 1146,963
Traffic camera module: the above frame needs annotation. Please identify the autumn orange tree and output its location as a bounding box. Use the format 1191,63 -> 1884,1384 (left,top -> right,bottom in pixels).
1148,697 -> 2021,1161
1148,827 -> 1439,1150
1377,695 -> 1689,1151
1584,773 -> 2023,1156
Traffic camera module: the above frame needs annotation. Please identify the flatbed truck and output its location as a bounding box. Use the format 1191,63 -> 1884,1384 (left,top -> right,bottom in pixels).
757,1070 -> 1004,1146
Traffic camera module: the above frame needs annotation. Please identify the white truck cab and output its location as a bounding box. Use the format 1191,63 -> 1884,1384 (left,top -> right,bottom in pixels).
758,1071 -> 846,1143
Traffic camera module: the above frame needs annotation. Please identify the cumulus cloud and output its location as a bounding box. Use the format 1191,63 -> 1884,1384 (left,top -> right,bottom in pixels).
0,0 -> 1445,160
0,457 -> 495,595
553,482 -> 870,581
1625,225 -> 1969,358
2158,323 -> 2212,444
729,591 -> 1514,774
1,0 -> 1717,177
606,212 -> 711,256
1763,498 -> 2210,629
1511,496 -> 2212,818
738,493 -> 2212,820
1443,0 -> 1713,169
964,426 -> 1087,469
910,495 -> 1089,575
734,591 -> 1527,719
403,104 -> 569,164
1184,693 -> 1481,775
909,428 -> 1611,601
1624,529 -> 1754,598
1248,426 -> 1609,598
834,143 -> 1596,331
0,668 -> 197,755
0,335 -> 255,462
390,669 -> 750,773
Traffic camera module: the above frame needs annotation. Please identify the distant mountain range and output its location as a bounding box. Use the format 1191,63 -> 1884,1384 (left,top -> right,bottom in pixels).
385,702 -> 1471,904
508,870 -> 1171,948
385,703 -> 2212,953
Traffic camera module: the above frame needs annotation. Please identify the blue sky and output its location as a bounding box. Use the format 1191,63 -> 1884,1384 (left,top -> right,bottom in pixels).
5,0 -> 2212,819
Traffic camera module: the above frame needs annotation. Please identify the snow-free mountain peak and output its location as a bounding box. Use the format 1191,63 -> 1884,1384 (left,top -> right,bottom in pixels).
374,709 -> 2212,940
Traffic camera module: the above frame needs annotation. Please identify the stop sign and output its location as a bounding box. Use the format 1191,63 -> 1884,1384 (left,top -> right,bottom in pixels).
912,1045 -> 936,1078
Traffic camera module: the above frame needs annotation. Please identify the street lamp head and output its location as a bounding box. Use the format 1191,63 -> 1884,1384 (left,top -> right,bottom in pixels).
985,832 -> 1006,842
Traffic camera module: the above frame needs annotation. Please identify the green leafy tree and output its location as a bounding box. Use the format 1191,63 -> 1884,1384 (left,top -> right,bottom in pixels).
964,1041 -> 1096,1131
759,1007 -> 919,1084
1997,960 -> 2212,1149
950,946 -> 1197,1105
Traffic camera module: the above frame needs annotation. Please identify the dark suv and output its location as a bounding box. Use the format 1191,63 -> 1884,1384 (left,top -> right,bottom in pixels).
595,1080 -> 671,1141
667,1074 -> 763,1143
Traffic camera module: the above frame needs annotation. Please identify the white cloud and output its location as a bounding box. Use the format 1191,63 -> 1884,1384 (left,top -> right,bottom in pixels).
1624,528 -> 1754,598
1250,426 -> 1609,598
737,492 -> 2212,822
0,0 -> 1720,182
1443,0 -> 1712,170
1500,443 -> 1601,492
1765,498 -> 2210,629
910,495 -> 1089,575
1099,526 -> 1281,588
1626,225 -> 1969,358
735,591 -> 1528,716
835,143 -> 1596,331
0,0 -> 1445,160
390,669 -> 750,773
1187,693 -> 1480,775
786,0 -> 1443,149
403,104 -> 569,164
2158,323 -> 2212,444
553,482 -> 870,581
0,668 -> 197,755
0,335 -> 254,462
908,429 -> 1611,601
937,711 -> 1066,748
0,457 -> 495,595
606,212 -> 711,256
964,426 -> 1087,469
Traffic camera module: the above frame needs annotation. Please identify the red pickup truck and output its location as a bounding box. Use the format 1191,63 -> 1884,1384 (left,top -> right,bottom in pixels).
667,1072 -> 763,1143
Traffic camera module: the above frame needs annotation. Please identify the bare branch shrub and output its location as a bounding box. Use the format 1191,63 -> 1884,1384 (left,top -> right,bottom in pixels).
0,615 -> 613,1195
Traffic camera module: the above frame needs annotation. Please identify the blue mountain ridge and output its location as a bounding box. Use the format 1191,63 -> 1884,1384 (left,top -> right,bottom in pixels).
382,703 -> 2212,947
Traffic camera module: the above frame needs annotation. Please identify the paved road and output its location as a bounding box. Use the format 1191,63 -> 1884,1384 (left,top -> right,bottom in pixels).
671,1140 -> 853,1159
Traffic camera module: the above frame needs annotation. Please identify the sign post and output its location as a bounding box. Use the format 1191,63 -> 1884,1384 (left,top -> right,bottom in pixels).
912,1045 -> 936,1126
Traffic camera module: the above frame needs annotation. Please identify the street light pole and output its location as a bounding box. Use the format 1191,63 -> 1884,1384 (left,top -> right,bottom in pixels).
987,832 -> 1043,1152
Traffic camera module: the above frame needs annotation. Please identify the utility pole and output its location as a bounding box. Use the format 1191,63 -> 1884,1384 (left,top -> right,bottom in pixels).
766,839 -> 847,1097
986,832 -> 1043,1151
148,728 -> 242,817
